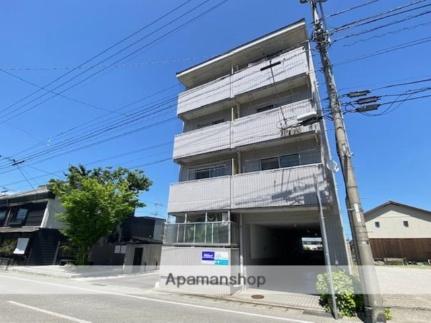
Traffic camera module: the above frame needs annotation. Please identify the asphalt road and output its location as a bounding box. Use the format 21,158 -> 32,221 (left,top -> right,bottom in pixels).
0,271 -> 332,323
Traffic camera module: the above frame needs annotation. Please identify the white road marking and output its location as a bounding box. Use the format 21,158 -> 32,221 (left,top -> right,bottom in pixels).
8,300 -> 91,323
0,274 -> 314,323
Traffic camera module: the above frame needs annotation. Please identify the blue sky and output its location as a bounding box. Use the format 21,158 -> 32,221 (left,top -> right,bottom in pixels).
0,0 -> 430,238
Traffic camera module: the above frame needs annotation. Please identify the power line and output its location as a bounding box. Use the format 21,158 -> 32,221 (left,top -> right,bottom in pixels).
0,67 -> 123,115
1,142 -> 173,188
331,0 -> 430,33
0,49 -> 304,169
0,57 -> 203,72
340,20 -> 431,47
332,35 -> 431,67
332,8 -> 431,43
0,0 -> 225,122
0,0 -> 193,117
326,0 -> 380,18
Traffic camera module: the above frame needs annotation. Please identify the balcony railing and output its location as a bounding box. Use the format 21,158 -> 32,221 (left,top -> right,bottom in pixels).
163,221 -> 239,246
177,47 -> 309,115
167,164 -> 329,213
173,99 -> 318,160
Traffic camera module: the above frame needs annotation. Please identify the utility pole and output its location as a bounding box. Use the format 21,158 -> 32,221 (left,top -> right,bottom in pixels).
301,1 -> 385,322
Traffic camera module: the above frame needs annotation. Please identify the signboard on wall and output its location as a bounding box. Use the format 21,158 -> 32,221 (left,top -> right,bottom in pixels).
201,251 -> 229,265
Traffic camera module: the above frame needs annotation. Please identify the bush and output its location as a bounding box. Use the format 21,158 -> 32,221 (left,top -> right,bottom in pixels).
384,308 -> 392,320
316,270 -> 363,317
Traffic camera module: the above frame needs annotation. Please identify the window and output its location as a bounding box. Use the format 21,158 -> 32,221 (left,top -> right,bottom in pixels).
195,168 -> 210,179
25,203 -> 47,226
374,221 -> 380,228
260,157 -> 279,171
192,165 -> 227,180
280,154 -> 300,168
256,105 -> 274,113
9,208 -> 28,226
196,119 -> 225,129
403,220 -> 409,227
0,209 -> 7,226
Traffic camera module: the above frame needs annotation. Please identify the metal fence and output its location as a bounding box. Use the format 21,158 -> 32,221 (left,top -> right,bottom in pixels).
163,221 -> 239,246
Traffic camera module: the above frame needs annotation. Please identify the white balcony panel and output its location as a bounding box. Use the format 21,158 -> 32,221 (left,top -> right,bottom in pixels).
232,99 -> 316,148
173,122 -> 231,159
231,47 -> 308,98
177,47 -> 309,116
168,176 -> 231,213
232,165 -> 328,209
178,75 -> 231,115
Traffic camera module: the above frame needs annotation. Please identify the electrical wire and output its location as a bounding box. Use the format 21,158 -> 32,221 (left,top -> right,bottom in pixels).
326,0 -> 381,18
331,0 -> 430,33
0,0 -> 193,117
332,9 -> 431,43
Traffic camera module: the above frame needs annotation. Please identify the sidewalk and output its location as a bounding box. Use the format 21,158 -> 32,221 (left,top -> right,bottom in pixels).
5,265 -> 156,279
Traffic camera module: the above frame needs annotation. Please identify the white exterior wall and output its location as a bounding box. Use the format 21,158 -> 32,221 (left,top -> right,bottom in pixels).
173,99 -> 318,160
177,47 -> 309,115
168,164 -> 328,213
365,204 -> 431,239
40,197 -> 64,229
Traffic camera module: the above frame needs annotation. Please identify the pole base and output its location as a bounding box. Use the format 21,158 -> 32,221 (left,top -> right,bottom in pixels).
364,306 -> 386,323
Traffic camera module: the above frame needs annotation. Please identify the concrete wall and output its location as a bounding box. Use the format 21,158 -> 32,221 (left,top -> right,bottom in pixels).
159,246 -> 240,295
174,99 -> 318,161
178,47 -> 309,114
124,244 -> 162,268
366,204 -> 431,238
169,164 -> 329,213
41,198 -> 64,229
239,85 -> 309,117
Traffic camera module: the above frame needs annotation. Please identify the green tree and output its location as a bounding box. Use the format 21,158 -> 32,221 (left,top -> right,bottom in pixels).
49,165 -> 152,265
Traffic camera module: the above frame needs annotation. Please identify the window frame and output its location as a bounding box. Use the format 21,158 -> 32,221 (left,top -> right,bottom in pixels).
403,220 -> 409,228
374,221 -> 380,228
0,209 -> 7,226
280,153 -> 301,168
189,163 -> 228,180
260,157 -> 280,171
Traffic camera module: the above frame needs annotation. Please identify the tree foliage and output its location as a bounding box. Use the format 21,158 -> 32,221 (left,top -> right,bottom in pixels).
49,165 -> 152,265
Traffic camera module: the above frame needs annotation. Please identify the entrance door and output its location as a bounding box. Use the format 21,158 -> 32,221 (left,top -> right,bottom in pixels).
133,247 -> 143,267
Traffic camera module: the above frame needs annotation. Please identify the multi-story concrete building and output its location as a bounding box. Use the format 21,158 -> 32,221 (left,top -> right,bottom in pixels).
161,20 -> 349,290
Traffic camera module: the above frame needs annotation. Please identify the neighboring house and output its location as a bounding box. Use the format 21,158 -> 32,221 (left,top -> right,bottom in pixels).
365,201 -> 431,262
90,216 -> 165,270
160,19 -> 349,292
0,186 -> 64,265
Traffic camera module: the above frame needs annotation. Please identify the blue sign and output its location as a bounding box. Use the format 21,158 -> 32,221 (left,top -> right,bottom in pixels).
202,251 -> 215,261
215,259 -> 229,266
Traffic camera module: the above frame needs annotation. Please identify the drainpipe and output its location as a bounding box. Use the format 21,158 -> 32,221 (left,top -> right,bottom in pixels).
239,213 -> 245,291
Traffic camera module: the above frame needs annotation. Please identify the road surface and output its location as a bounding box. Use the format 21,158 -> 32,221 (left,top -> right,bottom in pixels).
0,271 -> 337,323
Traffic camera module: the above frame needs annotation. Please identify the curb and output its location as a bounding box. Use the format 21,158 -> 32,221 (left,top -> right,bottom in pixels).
155,288 -> 331,318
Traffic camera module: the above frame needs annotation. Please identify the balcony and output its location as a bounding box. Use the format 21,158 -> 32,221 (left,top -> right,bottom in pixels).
232,164 -> 329,209
167,164 -> 329,213
167,175 -> 231,213
163,221 -> 239,246
173,121 -> 231,160
173,99 -> 317,160
177,47 -> 309,116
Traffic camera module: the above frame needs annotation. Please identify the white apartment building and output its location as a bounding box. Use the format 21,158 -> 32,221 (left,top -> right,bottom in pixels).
160,20 -> 349,291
